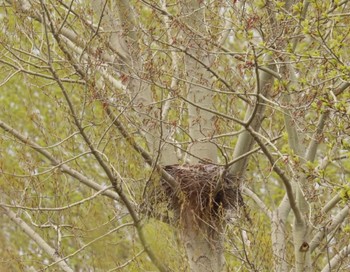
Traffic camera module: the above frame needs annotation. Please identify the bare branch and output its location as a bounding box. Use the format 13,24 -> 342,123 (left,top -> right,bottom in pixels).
321,244 -> 350,272
108,250 -> 145,271
44,223 -> 134,271
305,82 -> 350,162
1,205 -> 74,272
322,194 -> 342,214
229,54 -> 275,177
1,186 -> 113,211
0,120 -> 120,201
305,112 -> 329,162
243,188 -> 272,219
310,206 -> 349,252
226,134 -> 282,167
247,127 -> 303,224
40,7 -> 171,270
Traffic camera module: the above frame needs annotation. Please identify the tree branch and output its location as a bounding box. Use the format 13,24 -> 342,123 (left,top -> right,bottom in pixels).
40,6 -> 172,270
322,194 -> 342,214
305,112 -> 329,161
247,128 -> 303,224
310,206 -> 349,253
1,186 -> 113,211
0,205 -> 74,272
321,244 -> 350,272
0,120 -> 120,201
44,223 -> 134,271
229,54 -> 275,177
35,7 -> 177,190
243,188 -> 272,219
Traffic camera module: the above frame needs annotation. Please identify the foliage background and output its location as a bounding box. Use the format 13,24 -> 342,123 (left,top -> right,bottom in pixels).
0,0 -> 350,271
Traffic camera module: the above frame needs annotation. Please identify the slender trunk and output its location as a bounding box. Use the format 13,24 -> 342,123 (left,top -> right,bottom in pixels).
271,196 -> 291,272
228,54 -> 275,176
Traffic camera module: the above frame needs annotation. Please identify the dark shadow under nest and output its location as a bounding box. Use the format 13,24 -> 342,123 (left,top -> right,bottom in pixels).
143,163 -> 247,224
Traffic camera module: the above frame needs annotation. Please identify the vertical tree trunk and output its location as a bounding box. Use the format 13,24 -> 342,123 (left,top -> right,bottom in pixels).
271,196 -> 290,272
180,1 -> 223,270
183,1 -> 217,164
181,207 -> 224,272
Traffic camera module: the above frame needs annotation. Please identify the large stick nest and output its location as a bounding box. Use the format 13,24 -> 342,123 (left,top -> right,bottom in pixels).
143,163 -> 245,223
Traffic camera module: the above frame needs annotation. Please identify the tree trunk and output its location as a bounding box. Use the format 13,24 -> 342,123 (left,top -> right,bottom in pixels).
271,196 -> 290,272
181,207 -> 224,272
179,1 -> 224,270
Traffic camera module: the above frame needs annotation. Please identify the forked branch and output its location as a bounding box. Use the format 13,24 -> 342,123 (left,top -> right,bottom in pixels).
1,205 -> 74,272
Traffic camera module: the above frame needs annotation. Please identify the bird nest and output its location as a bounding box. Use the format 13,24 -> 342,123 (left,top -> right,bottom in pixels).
143,163 -> 245,224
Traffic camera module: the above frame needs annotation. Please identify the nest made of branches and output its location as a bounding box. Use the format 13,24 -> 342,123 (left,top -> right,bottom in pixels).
163,163 -> 244,216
